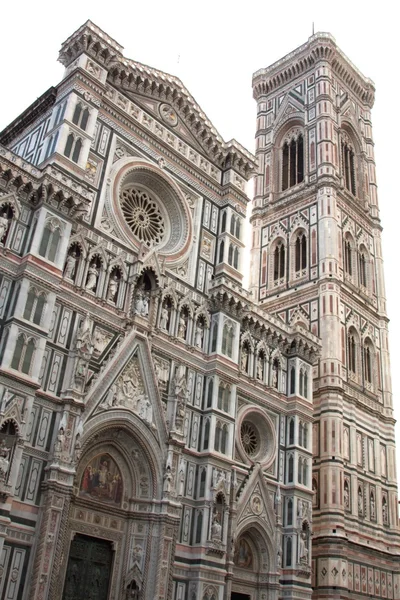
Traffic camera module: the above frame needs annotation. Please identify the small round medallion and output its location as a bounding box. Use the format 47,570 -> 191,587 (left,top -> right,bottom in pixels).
159,103 -> 178,127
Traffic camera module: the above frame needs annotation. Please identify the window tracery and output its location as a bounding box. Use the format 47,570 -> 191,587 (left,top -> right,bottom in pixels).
341,135 -> 356,195
11,334 -> 36,375
282,133 -> 304,191
23,288 -> 47,326
39,218 -> 62,263
64,133 -> 83,163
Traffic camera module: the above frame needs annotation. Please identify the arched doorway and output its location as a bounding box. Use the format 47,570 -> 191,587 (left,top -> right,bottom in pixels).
232,526 -> 276,600
57,423 -> 162,600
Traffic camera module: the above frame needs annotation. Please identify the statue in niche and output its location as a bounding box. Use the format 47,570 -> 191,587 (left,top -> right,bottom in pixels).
194,322 -> 203,348
177,314 -> 186,339
370,494 -> 376,519
54,427 -> 65,458
0,211 -> 10,243
178,467 -> 185,496
85,262 -> 99,292
241,347 -> 248,371
211,512 -> 222,541
272,363 -> 278,389
64,251 -> 78,280
299,530 -> 309,562
160,306 -> 169,331
344,483 -> 350,509
107,273 -> 119,302
0,439 -> 11,477
257,356 -> 264,380
134,284 -> 149,317
358,488 -> 363,515
382,499 -> 388,522
174,365 -> 188,431
163,464 -> 173,494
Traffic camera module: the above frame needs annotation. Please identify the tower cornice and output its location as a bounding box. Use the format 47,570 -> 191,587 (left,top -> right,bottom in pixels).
252,33 -> 375,108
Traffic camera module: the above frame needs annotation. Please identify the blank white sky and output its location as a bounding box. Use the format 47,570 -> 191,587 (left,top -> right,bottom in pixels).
1,1 -> 399,478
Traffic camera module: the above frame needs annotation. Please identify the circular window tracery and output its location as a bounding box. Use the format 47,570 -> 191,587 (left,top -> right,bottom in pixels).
120,187 -> 165,247
241,421 -> 260,457
237,407 -> 276,468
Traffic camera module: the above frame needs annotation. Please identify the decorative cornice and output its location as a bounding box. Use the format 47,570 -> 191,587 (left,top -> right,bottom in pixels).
0,145 -> 93,217
253,33 -> 375,108
58,21 -> 256,177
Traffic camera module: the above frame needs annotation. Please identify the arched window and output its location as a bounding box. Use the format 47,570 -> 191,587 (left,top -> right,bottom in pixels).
295,232 -> 307,272
221,425 -> 228,454
290,366 -> 295,394
298,457 -> 302,484
230,215 -> 235,235
207,378 -> 214,408
221,212 -> 227,233
72,103 -> 90,131
304,371 -> 308,398
299,422 -> 304,446
211,318 -> 218,352
347,328 -> 358,374
287,498 -> 293,525
11,334 -> 36,375
288,455 -> 294,482
344,238 -> 353,276
64,134 -> 83,163
199,469 -> 206,497
195,511 -> 203,544
222,321 -> 234,358
233,247 -> 239,270
358,246 -> 367,288
273,240 -> 285,281
289,418 -> 295,445
286,537 -> 292,566
24,289 -> 46,326
39,220 -> 62,263
303,424 -> 308,448
214,422 -> 222,451
203,420 -> 210,450
228,244 -> 233,266
303,460 -> 308,486
218,240 -> 224,264
235,219 -> 241,239
342,139 -> 356,195
363,339 -> 373,385
282,134 -> 304,191
299,370 -> 304,396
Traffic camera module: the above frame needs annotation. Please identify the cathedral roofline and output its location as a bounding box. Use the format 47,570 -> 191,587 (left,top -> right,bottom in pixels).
0,87 -> 57,147
58,21 -> 256,177
252,32 -> 375,107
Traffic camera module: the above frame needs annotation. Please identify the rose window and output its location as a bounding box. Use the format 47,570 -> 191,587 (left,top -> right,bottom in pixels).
120,187 -> 165,246
241,421 -> 260,457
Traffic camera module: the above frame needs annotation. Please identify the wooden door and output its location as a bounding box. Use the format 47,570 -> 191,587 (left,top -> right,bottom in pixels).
62,534 -> 113,600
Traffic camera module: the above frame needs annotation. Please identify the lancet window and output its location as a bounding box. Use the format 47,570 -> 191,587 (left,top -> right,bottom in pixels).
342,139 -> 356,195
282,134 -> 304,190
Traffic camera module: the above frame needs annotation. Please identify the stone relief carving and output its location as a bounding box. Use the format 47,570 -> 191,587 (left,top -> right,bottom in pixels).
100,358 -> 154,426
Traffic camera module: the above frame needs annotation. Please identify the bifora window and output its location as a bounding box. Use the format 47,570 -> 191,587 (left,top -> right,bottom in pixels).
282,134 -> 304,190
120,186 -> 165,247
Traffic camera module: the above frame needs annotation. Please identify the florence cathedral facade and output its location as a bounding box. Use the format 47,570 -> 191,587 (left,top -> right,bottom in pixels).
0,20 -> 398,600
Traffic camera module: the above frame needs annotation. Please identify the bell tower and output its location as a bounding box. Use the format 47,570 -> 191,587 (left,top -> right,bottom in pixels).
251,33 -> 400,597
